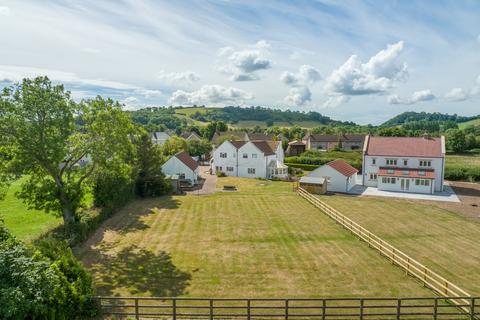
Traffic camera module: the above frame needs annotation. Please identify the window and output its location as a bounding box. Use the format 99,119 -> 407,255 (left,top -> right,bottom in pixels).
419,160 -> 432,167
402,170 -> 409,176
387,169 -> 394,174
220,152 -> 227,158
226,166 -> 234,172
247,168 -> 255,174
252,153 -> 257,159
369,173 -> 377,180
372,158 -> 376,165
419,170 -> 426,176
403,159 -> 408,166
243,153 -> 248,158
415,179 -> 430,186
386,159 -> 397,166
382,177 -> 396,184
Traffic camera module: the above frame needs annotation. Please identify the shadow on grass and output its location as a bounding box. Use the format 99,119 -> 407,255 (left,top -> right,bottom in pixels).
90,244 -> 191,297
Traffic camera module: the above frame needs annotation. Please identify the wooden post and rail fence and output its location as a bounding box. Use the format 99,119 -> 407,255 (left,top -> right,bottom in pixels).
295,186 -> 476,317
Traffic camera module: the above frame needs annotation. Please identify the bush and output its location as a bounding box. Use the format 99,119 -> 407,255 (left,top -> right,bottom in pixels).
216,171 -> 226,177
93,169 -> 134,215
0,222 -> 97,319
445,165 -> 480,181
286,163 -> 320,171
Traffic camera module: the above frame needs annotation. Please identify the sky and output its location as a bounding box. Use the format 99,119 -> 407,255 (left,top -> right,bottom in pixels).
0,0 -> 479,125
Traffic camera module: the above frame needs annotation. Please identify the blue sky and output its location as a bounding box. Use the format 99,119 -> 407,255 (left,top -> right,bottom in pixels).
0,0 -> 479,124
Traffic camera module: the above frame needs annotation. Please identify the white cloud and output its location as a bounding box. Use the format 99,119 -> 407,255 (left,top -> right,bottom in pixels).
157,70 -> 200,86
280,65 -> 321,86
322,96 -> 350,108
445,87 -> 469,102
168,85 -> 253,106
217,40 -> 272,81
0,6 -> 10,16
81,47 -> 101,54
284,86 -> 311,106
324,41 -> 408,96
134,88 -> 163,98
123,96 -> 138,104
388,89 -> 435,105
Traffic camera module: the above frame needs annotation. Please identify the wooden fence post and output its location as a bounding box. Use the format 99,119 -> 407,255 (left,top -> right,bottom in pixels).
247,299 -> 251,320
322,299 -> 326,320
396,299 -> 401,320
359,299 -> 364,320
471,297 -> 475,320
285,299 -> 289,320
172,298 -> 177,320
433,298 -> 438,320
209,299 -> 214,320
134,298 -> 139,320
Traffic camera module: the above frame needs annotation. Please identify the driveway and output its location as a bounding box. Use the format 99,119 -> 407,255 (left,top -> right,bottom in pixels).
185,166 -> 217,195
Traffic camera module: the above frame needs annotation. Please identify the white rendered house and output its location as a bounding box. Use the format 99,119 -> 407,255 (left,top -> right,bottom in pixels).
162,151 -> 199,186
211,140 -> 287,179
308,159 -> 358,193
362,135 -> 445,194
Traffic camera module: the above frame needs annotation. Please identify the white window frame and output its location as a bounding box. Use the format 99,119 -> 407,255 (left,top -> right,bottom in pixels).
243,153 -> 248,159
220,152 -> 227,158
247,168 -> 255,174
386,159 -> 397,166
226,166 -> 234,172
252,153 -> 257,159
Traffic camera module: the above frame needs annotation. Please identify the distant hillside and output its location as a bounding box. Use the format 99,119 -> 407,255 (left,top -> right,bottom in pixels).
381,111 -> 479,127
183,106 -> 356,127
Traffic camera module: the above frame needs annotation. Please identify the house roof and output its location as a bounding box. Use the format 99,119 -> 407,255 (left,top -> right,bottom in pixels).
300,176 -> 325,185
152,131 -> 170,140
248,133 -> 276,141
327,159 -> 358,177
365,136 -> 444,157
251,140 -> 280,156
174,151 -> 198,171
378,167 -> 435,179
229,140 -> 247,149
288,140 -> 306,146
268,160 -> 288,169
304,134 -> 365,143
180,131 -> 201,139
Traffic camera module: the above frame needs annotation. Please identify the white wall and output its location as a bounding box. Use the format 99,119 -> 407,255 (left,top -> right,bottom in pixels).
377,177 -> 434,194
309,165 -> 354,193
211,141 -> 239,176
162,157 -> 198,185
237,142 -> 267,178
363,155 -> 444,192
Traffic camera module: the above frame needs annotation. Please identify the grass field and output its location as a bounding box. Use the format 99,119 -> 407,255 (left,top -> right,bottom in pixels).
317,194 -> 480,295
174,107 -> 209,117
77,177 -> 432,298
0,179 -> 61,241
458,118 -> 480,129
446,153 -> 480,167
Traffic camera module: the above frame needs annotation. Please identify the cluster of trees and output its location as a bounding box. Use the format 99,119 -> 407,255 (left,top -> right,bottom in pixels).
130,107 -> 187,132
381,111 -> 478,127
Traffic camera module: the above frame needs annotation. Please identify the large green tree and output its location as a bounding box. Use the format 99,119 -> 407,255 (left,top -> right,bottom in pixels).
0,77 -> 135,226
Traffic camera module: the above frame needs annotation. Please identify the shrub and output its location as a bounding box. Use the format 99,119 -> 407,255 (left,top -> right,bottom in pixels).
216,171 -> 226,177
285,163 -> 320,171
0,222 -> 97,319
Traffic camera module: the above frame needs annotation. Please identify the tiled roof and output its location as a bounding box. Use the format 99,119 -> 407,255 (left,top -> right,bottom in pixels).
174,151 -> 198,171
251,140 -> 280,156
327,159 -> 358,177
365,136 -> 443,157
378,167 -> 435,179
229,140 -> 247,149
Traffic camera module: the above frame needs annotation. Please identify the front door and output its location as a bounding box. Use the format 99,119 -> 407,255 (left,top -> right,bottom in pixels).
401,178 -> 410,191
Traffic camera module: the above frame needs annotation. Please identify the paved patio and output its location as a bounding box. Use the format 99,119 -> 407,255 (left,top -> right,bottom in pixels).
348,183 -> 460,203
185,166 -> 217,195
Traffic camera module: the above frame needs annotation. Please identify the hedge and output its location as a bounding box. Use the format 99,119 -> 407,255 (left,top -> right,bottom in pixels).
285,163 -> 320,171
445,165 -> 480,182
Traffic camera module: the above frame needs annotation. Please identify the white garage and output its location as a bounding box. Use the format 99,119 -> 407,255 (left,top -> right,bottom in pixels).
307,159 -> 358,193
162,151 -> 199,186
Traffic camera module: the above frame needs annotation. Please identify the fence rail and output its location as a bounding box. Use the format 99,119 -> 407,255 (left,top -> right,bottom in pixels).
97,296 -> 479,319
296,187 -> 472,314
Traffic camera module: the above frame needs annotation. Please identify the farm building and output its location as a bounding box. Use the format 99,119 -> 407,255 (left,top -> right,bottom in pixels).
162,151 -> 199,186
286,140 -> 306,156
308,159 -> 358,193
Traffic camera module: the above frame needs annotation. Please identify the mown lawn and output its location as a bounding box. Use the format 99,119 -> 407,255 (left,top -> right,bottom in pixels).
318,194 -> 480,295
0,179 -> 61,241
77,177 -> 431,298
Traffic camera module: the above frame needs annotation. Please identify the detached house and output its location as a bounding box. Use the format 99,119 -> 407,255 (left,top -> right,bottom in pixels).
303,134 -> 365,151
211,140 -> 287,179
362,135 -> 445,194
151,131 -> 171,146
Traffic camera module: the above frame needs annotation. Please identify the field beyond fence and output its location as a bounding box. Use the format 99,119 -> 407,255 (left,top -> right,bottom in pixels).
97,296 -> 479,319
